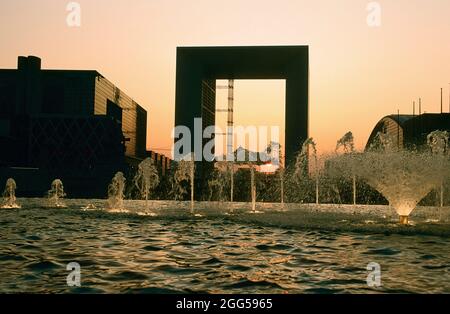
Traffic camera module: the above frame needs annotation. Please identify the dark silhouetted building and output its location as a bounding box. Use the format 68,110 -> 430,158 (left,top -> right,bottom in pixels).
175,46 -> 309,165
0,56 -> 147,197
147,150 -> 172,176
174,46 -> 309,198
366,113 -> 450,151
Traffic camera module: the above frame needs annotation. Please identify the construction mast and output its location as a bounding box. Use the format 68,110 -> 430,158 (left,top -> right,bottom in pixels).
216,79 -> 234,201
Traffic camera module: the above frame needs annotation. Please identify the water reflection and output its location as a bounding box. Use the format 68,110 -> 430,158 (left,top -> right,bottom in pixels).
0,201 -> 449,293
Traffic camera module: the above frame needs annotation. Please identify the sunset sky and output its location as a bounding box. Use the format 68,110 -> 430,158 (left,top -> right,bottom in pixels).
1,0 -> 449,156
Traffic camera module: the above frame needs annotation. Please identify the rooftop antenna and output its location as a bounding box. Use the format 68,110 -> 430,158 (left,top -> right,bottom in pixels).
412,101 -> 416,137
419,98 -> 422,115
441,88 -> 443,114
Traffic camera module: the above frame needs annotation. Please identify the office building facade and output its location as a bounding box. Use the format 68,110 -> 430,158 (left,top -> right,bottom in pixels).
0,56 -> 148,197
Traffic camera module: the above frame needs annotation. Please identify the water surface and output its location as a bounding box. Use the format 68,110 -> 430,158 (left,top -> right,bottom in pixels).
0,200 -> 449,293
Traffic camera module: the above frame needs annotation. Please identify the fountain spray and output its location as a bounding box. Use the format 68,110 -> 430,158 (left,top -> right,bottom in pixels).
174,153 -> 195,213
345,131 -> 448,225
190,159 -> 194,213
427,130 -> 449,219
48,179 -> 66,208
292,138 -> 319,204
274,142 -> 284,205
2,178 -> 19,209
230,162 -> 234,203
336,132 -> 357,205
107,172 -> 126,211
133,158 -> 159,210
250,165 -> 256,213
302,138 -> 319,204
280,168 -> 284,204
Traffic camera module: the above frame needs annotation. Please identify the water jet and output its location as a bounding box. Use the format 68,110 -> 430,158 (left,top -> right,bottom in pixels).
133,157 -> 159,212
399,215 -> 409,225
107,172 -> 126,211
2,178 -> 20,209
48,179 -> 66,208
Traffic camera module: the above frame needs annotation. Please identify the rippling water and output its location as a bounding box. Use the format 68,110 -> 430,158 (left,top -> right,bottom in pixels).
0,199 -> 449,293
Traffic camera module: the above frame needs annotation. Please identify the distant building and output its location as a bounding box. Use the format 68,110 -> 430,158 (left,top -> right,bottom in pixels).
366,113 -> 450,151
146,151 -> 172,176
213,146 -> 279,174
0,56 -> 148,197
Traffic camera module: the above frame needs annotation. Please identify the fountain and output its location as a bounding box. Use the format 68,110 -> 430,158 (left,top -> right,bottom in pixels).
427,130 -> 449,210
336,132 -> 355,154
427,130 -> 449,155
173,153 -> 195,213
330,131 -> 450,225
2,178 -> 20,209
23,126 -> 447,227
369,131 -> 397,152
207,167 -> 228,202
355,151 -> 447,224
279,167 -> 285,205
48,179 -> 66,208
336,132 -> 357,205
229,162 -> 234,203
133,158 -> 159,211
294,138 -> 319,204
250,165 -> 256,212
82,203 -> 97,210
107,172 -> 126,212
269,141 -> 284,205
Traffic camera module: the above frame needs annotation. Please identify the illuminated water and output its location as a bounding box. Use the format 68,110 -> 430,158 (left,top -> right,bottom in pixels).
0,199 -> 449,293
47,179 -> 66,208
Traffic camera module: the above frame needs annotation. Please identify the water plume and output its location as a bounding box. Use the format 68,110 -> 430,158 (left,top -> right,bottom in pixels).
2,178 -> 20,209
48,179 -> 66,208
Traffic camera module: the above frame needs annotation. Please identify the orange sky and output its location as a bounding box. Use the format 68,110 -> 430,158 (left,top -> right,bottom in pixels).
1,0 -> 449,155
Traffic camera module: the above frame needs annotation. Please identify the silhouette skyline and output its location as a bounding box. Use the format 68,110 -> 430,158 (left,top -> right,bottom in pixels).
1,0 -> 450,154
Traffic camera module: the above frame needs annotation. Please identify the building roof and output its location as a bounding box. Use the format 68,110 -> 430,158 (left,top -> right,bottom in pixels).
366,114 -> 414,149
366,113 -> 450,150
387,114 -> 415,125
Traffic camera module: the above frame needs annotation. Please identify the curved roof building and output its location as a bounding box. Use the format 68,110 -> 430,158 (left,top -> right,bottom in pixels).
366,113 -> 450,151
